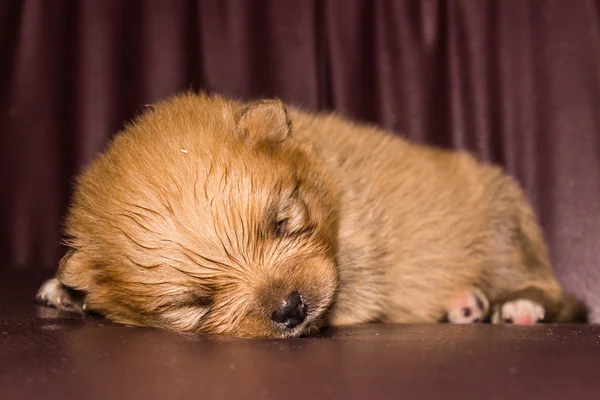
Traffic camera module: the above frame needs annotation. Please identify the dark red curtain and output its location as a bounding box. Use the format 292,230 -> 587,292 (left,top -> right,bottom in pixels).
1,0 -> 599,320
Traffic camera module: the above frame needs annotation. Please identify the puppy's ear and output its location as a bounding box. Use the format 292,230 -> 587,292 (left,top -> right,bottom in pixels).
56,250 -> 94,292
237,99 -> 291,145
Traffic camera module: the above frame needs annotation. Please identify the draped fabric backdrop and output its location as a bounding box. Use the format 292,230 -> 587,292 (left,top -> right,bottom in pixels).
1,0 -> 599,320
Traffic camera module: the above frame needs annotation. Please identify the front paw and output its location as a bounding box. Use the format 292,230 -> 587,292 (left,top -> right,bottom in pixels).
36,278 -> 85,313
492,299 -> 545,325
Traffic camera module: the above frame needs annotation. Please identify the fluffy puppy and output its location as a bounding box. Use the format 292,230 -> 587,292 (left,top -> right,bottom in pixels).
37,92 -> 588,337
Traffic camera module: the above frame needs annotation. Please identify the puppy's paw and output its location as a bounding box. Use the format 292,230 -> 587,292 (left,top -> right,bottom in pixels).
36,278 -> 84,313
492,299 -> 545,325
446,288 -> 489,324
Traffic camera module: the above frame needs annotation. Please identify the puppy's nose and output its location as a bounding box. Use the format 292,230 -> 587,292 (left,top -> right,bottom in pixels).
271,291 -> 307,329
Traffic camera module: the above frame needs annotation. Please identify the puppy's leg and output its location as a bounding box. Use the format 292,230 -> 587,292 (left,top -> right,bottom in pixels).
491,284 -> 588,324
36,278 -> 86,313
483,174 -> 589,325
444,288 -> 490,324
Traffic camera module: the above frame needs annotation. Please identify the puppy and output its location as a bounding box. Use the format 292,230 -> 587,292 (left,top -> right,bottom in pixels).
37,92 -> 588,337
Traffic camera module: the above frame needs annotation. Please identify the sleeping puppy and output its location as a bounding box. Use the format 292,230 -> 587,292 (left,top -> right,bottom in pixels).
37,92 -> 588,337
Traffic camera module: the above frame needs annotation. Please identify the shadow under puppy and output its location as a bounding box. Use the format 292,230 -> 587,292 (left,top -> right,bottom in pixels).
37,92 -> 589,337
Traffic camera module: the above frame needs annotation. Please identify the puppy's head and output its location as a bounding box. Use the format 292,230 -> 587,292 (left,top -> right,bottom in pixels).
58,94 -> 340,338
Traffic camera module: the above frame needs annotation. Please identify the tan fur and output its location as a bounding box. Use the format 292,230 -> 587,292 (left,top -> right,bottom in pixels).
39,92 -> 587,337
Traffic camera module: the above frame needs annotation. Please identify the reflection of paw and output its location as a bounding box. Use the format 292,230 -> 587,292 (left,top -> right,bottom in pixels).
447,288 -> 489,324
492,299 -> 545,325
36,278 -> 84,313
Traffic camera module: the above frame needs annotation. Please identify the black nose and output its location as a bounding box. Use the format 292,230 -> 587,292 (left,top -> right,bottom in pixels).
271,291 -> 307,329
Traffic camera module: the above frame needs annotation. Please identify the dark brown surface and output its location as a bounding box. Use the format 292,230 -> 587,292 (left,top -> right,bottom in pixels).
1,267 -> 599,400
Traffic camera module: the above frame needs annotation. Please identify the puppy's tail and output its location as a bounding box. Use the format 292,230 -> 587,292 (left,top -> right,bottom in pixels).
512,191 -> 589,324
553,292 -> 589,323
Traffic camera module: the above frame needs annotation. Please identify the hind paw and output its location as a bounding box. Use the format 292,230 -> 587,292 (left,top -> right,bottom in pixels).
446,288 -> 489,324
492,299 -> 545,325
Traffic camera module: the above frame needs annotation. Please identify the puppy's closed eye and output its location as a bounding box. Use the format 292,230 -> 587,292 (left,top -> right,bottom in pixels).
275,218 -> 290,237
273,199 -> 308,237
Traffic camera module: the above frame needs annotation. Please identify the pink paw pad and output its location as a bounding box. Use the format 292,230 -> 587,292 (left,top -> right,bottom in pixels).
492,299 -> 545,325
447,289 -> 489,324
